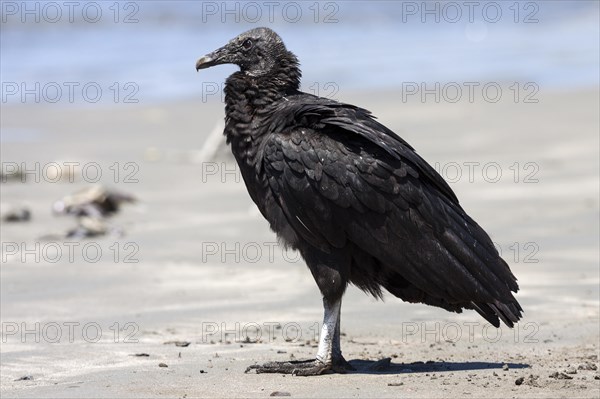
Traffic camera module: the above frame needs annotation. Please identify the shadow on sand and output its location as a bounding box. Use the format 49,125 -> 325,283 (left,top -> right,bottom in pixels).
347,359 -> 530,375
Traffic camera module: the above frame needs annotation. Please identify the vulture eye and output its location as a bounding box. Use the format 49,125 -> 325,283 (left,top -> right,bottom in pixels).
242,38 -> 253,50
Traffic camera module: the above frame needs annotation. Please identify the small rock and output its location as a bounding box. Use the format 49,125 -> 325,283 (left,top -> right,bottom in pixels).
594,375 -> 599,380
130,353 -> 149,357
388,382 -> 403,386
199,370 -> 206,374
502,364 -> 509,371
277,350 -> 287,354
163,340 -> 191,347
515,377 -> 524,385
158,363 -> 168,368
549,372 -> 572,380
578,362 -> 598,371
269,391 -> 291,397
565,367 -> 577,375
514,374 -> 541,387
14,375 -> 33,381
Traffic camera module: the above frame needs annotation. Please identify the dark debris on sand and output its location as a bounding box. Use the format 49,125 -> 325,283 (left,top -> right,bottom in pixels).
2,207 -> 31,222
269,392 -> 291,397
52,185 -> 136,239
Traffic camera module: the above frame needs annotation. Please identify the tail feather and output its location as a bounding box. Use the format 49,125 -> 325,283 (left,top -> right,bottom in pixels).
472,300 -> 523,328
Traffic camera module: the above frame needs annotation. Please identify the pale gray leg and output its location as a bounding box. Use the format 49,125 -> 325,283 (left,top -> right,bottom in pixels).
316,298 -> 341,364
245,297 -> 352,375
332,305 -> 342,358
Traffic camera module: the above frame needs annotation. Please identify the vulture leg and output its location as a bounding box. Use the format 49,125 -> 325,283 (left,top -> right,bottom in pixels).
321,297 -> 354,372
245,297 -> 353,375
245,251 -> 354,375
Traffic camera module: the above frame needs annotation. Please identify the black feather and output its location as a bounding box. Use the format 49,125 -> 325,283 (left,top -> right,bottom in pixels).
197,27 -> 522,328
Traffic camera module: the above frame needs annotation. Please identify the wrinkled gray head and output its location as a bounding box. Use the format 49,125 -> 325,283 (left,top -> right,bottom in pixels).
195,27 -> 290,77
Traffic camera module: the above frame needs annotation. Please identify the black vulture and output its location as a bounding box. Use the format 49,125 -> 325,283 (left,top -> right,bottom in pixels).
195,27 -> 522,376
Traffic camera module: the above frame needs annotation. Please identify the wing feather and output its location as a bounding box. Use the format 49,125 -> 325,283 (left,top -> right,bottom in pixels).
259,96 -> 520,321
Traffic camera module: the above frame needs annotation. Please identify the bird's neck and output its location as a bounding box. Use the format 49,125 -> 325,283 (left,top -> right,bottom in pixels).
223,58 -> 301,162
224,59 -> 301,110
220,54 -> 301,211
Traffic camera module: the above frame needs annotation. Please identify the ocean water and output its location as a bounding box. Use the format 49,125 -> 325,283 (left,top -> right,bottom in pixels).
0,1 -> 598,105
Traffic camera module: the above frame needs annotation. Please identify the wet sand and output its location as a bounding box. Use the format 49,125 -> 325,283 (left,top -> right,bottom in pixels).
1,87 -> 599,398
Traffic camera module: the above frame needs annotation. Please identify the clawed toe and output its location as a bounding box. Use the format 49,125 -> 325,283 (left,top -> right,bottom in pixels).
245,359 -> 331,376
245,356 -> 356,376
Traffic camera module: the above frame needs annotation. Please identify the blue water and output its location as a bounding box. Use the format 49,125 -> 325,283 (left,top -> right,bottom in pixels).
1,1 -> 598,104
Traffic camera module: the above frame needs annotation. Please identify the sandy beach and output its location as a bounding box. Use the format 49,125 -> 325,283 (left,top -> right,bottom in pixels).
1,86 -> 599,398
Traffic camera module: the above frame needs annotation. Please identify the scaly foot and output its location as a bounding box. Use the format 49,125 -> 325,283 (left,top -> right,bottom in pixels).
245,356 -> 355,376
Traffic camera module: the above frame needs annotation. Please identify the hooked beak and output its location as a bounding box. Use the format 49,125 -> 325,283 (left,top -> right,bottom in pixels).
195,46 -> 230,71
